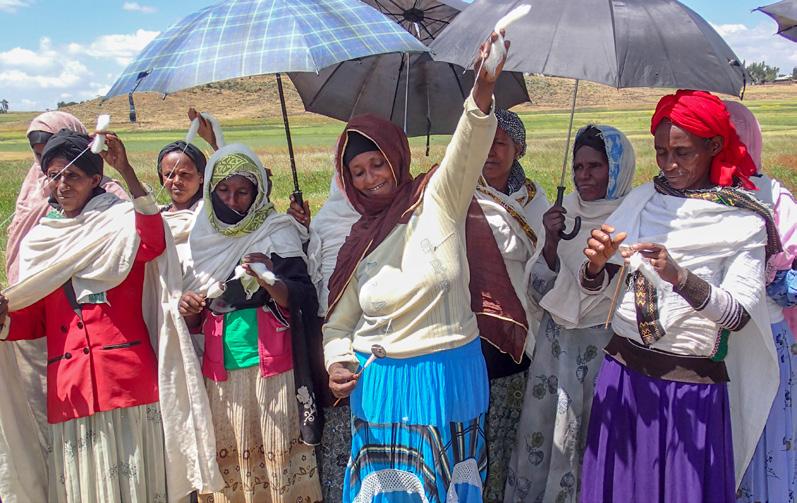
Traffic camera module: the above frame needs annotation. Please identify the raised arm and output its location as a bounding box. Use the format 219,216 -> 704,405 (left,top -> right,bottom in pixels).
425,32 -> 508,220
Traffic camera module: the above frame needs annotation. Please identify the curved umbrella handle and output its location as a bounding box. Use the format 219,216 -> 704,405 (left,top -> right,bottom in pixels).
555,186 -> 581,241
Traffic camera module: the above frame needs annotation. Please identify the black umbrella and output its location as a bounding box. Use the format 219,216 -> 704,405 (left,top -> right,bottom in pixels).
431,0 -> 748,239
289,0 -> 530,150
756,0 -> 797,42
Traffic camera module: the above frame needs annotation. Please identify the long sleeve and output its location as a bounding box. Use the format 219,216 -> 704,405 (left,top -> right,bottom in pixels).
2,299 -> 46,341
271,255 -> 317,313
674,246 -> 765,332
425,94 -> 497,222
322,276 -> 362,370
133,195 -> 166,262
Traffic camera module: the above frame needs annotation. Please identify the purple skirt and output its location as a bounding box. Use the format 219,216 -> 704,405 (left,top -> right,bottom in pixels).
580,355 -> 735,503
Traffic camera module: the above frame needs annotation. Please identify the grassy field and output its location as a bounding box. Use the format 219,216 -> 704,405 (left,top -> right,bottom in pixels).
0,90 -> 795,283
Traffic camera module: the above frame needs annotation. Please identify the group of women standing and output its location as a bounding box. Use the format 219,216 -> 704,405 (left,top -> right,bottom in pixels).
0,32 -> 795,503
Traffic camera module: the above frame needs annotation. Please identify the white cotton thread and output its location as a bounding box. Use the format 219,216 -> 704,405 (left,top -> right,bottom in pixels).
482,5 -> 531,77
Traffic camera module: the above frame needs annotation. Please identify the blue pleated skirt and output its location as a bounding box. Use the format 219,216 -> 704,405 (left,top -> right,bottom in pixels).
343,337 -> 489,503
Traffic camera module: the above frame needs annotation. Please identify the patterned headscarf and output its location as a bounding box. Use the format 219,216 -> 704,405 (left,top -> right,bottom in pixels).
573,124 -> 636,201
203,144 -> 274,237
495,108 -> 527,158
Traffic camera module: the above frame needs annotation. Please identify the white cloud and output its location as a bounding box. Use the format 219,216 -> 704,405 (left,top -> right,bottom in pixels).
712,21 -> 797,74
0,0 -> 31,13
122,2 -> 156,14
0,30 -> 159,110
71,29 -> 159,66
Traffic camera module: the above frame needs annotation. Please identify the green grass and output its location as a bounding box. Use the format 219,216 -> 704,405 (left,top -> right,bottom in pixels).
0,99 -> 795,285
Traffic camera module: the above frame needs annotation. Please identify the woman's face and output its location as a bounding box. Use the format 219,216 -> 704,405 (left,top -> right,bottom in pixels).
161,151 -> 203,207
347,151 -> 397,198
32,143 -> 46,166
214,174 -> 256,214
654,121 -> 721,190
45,158 -> 101,217
483,128 -> 518,189
573,145 -> 610,201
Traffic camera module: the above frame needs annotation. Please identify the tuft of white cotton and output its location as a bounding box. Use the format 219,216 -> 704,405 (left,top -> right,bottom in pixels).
206,282 -> 226,299
483,4 -> 531,77
248,262 -> 277,286
185,118 -> 200,144
627,251 -> 664,289
90,114 -> 111,154
233,265 -> 248,281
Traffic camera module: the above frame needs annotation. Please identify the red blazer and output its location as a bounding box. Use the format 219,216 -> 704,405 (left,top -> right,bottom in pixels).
6,210 -> 166,424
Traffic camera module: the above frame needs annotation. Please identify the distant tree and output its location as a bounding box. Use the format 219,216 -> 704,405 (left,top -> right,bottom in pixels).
746,61 -> 780,83
0,99 -> 7,113
57,100 -> 78,109
793,67 -> 797,80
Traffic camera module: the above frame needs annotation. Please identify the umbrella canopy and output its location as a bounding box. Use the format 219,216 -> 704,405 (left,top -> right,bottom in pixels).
757,0 -> 797,42
105,0 -> 428,97
290,0 -> 529,138
364,0 -> 468,43
430,0 -> 747,97
290,52 -> 528,137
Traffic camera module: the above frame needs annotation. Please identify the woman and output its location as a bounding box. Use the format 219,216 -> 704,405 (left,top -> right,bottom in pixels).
322,34 -> 507,502
579,90 -> 781,502
504,124 -> 636,503
158,108 -> 223,265
292,107 -> 543,503
0,130 -> 220,502
179,144 -> 322,503
475,108 -> 548,503
726,101 -> 797,502
3,113 -> 129,474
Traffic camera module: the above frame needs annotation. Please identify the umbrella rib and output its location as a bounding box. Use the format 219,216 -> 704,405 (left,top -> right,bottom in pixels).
420,23 -> 438,41
389,55 -> 407,122
608,0 -> 620,88
448,62 -> 467,99
350,57 -> 382,120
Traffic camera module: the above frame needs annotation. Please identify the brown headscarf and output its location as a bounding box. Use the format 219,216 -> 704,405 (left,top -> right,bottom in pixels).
327,115 -> 529,362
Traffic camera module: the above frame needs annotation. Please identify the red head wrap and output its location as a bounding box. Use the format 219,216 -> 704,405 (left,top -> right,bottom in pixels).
650,89 -> 757,190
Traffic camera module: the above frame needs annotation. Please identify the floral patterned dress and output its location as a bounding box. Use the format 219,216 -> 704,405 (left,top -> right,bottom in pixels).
504,262 -> 612,503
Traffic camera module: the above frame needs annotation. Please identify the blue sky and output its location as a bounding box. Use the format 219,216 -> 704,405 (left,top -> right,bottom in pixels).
0,0 -> 795,111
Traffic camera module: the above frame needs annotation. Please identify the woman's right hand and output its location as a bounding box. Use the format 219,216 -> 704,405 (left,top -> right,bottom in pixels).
583,224 -> 627,275
188,108 -> 218,150
542,205 -> 566,270
179,291 -> 206,316
287,194 -> 311,228
0,293 -> 7,327
328,362 -> 359,399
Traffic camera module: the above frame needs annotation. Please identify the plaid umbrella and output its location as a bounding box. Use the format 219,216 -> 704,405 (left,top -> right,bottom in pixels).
105,0 -> 428,206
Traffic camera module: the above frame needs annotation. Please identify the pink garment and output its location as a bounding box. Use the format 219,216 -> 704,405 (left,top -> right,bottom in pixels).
200,305 -> 294,382
727,101 -> 797,341
5,112 -> 129,284
724,101 -> 763,172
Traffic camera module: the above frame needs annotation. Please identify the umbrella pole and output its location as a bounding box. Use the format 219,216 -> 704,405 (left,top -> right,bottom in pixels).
556,79 -> 581,240
404,52 -> 410,133
275,73 -> 303,208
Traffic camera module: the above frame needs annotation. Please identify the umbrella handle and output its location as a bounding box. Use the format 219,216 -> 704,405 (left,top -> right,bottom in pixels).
292,190 -> 304,210
555,186 -> 581,240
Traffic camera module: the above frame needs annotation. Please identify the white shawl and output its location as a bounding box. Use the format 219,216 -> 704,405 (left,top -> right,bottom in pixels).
475,179 -> 548,352
307,177 -> 359,316
539,124 -> 636,329
184,144 -> 308,294
605,182 -> 778,487
1,193 -> 223,502
163,206 -> 199,266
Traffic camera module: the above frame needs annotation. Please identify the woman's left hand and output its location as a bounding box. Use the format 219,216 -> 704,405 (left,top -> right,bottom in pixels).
242,253 -> 274,278
622,242 -> 687,286
98,133 -> 133,174
473,30 -> 509,114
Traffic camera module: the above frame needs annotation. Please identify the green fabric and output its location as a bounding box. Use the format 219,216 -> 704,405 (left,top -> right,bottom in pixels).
222,308 -> 260,370
205,151 -> 274,237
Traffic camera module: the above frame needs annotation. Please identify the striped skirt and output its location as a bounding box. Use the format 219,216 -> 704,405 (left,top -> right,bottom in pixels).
343,338 -> 489,503
199,367 -> 322,503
